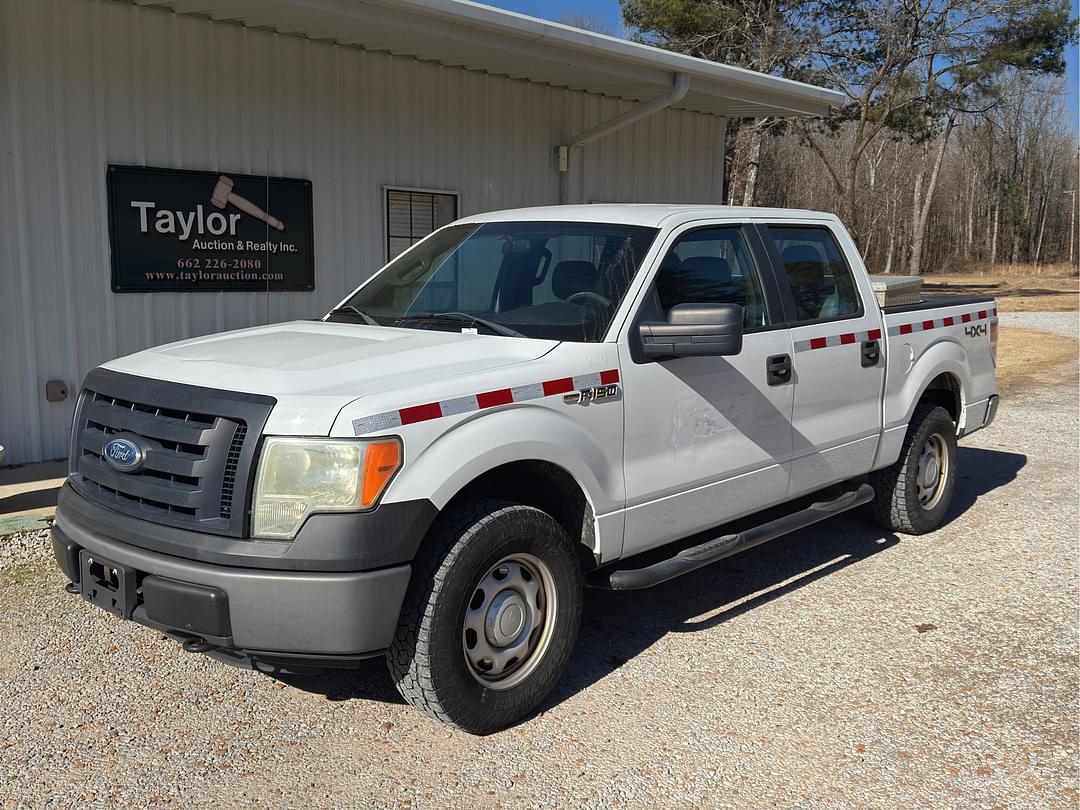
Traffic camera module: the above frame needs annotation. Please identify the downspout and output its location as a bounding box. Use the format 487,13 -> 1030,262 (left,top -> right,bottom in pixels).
557,72 -> 691,204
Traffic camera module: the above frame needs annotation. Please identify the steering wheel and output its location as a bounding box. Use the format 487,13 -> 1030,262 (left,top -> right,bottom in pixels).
566,290 -> 612,309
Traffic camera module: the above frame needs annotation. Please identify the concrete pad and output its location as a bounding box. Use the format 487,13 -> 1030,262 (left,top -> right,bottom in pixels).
0,460 -> 66,534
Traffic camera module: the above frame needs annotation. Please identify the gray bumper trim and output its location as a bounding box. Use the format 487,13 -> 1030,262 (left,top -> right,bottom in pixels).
57,514 -> 411,655
56,482 -> 437,572
983,394 -> 999,429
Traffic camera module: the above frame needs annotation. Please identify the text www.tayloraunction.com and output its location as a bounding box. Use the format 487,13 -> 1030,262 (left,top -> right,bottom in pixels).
144,269 -> 286,283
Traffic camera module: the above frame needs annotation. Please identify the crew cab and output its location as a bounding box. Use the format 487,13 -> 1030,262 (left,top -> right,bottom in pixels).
52,205 -> 998,734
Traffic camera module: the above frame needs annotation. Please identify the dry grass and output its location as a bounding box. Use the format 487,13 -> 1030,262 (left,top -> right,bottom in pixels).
922,272 -> 1078,312
959,261 -> 1078,278
995,326 -> 1079,394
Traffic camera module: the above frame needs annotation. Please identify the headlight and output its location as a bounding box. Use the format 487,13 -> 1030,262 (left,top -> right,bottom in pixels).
251,437 -> 402,539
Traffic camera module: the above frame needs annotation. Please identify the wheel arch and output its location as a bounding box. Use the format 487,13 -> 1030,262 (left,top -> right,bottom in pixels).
442,460 -> 599,570
383,406 -> 624,564
875,342 -> 972,471
888,341 -> 972,431
918,371 -> 962,425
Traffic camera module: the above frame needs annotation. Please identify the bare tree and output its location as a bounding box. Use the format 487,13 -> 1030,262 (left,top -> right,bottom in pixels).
558,11 -> 617,37
791,0 -> 1074,272
755,74 -> 1077,273
622,0 -> 810,205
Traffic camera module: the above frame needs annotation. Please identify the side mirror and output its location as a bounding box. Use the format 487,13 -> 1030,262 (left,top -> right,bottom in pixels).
639,303 -> 743,359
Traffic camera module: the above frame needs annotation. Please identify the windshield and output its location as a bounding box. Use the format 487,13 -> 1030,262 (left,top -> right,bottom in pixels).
329,221 -> 659,342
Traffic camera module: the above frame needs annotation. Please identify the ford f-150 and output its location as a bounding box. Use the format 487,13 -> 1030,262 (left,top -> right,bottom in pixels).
52,205 -> 999,733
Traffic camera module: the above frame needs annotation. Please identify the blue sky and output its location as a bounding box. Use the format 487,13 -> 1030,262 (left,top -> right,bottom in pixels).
487,0 -> 1080,124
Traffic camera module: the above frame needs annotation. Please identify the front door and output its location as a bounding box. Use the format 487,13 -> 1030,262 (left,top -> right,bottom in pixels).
619,223 -> 795,558
757,222 -> 885,497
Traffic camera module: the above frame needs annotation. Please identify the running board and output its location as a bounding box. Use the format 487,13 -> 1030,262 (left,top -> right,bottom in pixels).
592,483 -> 875,591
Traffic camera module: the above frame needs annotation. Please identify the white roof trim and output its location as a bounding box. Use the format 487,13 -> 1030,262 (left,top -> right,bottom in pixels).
133,0 -> 844,117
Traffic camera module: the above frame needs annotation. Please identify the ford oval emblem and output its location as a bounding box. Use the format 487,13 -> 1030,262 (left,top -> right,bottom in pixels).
103,436 -> 144,471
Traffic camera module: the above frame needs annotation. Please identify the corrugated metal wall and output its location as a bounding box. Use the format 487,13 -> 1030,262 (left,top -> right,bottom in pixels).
0,0 -> 727,464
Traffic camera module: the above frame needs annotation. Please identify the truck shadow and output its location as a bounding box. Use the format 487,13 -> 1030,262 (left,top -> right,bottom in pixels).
549,445 -> 1025,710
281,446 -> 1026,719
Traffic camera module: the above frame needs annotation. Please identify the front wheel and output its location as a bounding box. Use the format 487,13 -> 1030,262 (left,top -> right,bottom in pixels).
387,499 -> 583,734
869,403 -> 958,535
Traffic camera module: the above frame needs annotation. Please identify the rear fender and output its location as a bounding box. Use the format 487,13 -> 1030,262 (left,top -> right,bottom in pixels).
890,340 -> 970,430
875,340 -> 971,470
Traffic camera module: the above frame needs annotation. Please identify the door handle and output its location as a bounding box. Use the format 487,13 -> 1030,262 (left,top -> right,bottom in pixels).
861,340 -> 881,368
766,353 -> 792,386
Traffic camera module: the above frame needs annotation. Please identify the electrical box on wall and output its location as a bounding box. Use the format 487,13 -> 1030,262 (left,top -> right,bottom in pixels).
45,380 -> 68,403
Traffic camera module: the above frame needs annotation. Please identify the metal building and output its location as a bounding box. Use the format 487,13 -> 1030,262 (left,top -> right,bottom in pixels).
0,0 -> 841,465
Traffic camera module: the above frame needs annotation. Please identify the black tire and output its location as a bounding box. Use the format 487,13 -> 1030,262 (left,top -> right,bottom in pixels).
869,403 -> 958,535
387,499 -> 583,734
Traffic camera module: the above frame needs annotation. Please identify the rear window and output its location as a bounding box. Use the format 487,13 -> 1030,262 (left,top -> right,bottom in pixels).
766,226 -> 861,323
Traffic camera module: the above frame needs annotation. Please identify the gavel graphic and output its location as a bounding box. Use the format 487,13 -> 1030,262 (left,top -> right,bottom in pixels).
210,175 -> 285,231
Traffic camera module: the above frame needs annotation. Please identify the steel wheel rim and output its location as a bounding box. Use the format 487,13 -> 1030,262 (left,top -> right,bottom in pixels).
462,553 -> 557,690
916,432 -> 949,510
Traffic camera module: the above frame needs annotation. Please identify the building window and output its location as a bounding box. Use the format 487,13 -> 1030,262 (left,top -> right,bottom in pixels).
385,188 -> 459,260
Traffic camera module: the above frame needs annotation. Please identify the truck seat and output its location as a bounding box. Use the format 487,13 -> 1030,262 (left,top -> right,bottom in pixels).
782,245 -> 835,320
657,256 -> 744,310
551,260 -> 598,300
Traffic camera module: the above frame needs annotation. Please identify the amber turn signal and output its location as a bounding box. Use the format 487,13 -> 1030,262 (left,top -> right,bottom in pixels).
361,439 -> 402,507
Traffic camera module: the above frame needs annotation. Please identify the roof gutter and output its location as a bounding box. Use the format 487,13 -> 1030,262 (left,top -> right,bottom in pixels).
557,72 -> 691,204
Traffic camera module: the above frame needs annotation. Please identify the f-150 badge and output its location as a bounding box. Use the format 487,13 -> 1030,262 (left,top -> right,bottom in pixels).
564,384 -> 620,405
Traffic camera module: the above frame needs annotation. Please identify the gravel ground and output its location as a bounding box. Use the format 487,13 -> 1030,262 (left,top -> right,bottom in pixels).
0,530 -> 52,569
997,310 -> 1078,339
2,383 -> 1077,808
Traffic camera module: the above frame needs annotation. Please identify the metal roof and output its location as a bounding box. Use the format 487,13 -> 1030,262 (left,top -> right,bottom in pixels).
456,204 -> 839,227
132,0 -> 844,118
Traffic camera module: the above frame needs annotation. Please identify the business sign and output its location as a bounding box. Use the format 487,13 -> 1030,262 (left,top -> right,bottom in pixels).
106,165 -> 314,292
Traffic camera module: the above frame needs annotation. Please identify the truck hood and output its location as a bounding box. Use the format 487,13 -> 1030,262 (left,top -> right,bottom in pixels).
103,321 -> 557,434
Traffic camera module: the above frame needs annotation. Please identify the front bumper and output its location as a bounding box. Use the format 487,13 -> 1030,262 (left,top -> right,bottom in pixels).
52,490 -> 415,663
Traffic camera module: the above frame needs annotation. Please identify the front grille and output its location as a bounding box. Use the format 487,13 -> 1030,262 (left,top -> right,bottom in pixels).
70,369 -> 275,537
219,424 -> 247,520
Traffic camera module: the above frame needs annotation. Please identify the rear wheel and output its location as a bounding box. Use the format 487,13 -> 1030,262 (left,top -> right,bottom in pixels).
869,403 -> 958,534
387,499 -> 583,734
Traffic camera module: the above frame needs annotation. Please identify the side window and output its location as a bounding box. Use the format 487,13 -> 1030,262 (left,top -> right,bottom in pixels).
766,226 -> 861,323
652,226 -> 769,329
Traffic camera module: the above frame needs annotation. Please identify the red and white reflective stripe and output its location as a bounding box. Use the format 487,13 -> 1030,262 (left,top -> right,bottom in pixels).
887,306 -> 996,338
351,369 -> 620,435
794,328 -> 881,353
794,306 -> 996,353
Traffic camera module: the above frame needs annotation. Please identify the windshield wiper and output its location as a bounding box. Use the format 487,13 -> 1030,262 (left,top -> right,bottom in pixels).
398,312 -> 525,338
325,305 -> 380,326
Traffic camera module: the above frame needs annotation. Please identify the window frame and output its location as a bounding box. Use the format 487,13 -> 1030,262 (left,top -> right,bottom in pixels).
631,222 -> 787,336
757,223 -> 865,327
383,185 -> 461,263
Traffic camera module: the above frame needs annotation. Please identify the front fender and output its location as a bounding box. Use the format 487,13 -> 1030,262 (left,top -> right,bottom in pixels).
384,404 -> 624,517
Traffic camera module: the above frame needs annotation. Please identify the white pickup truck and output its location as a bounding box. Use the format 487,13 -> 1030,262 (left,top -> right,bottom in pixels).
53,205 -> 998,733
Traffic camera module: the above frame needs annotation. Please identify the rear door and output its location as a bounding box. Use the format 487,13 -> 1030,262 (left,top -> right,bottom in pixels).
757,221 -> 885,497
618,222 -> 795,558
